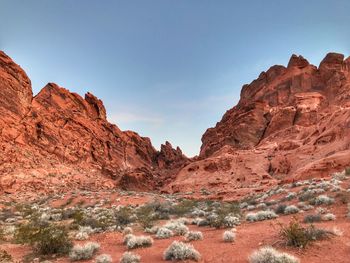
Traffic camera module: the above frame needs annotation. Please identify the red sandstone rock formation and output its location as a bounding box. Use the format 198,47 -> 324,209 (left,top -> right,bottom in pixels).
1,50 -> 350,198
0,51 -> 188,193
166,53 -> 350,198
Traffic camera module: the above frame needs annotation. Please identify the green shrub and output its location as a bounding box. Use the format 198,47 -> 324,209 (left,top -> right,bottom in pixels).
115,207 -> 134,227
15,221 -> 72,255
136,205 -> 157,229
279,219 -> 332,248
298,191 -> 316,202
208,202 -> 240,228
275,204 -> 287,214
171,199 -> 199,216
303,214 -> 321,223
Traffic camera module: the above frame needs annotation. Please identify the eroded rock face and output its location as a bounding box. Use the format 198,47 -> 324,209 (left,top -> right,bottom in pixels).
166,52 -> 350,197
0,51 -> 188,193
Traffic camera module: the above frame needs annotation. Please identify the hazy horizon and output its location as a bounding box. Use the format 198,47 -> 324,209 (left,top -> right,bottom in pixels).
1,0 -> 349,156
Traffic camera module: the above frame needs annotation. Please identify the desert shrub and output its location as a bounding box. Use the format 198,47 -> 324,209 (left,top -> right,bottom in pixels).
0,249 -> 12,262
120,251 -> 140,263
335,192 -> 350,204
122,227 -> 133,235
185,231 -> 203,241
136,204 -> 157,229
298,190 -> 316,202
246,210 -> 278,222
303,214 -> 321,223
279,219 -> 333,248
204,202 -> 240,229
223,230 -> 235,242
297,202 -> 314,211
242,196 -> 258,206
196,218 -> 209,227
0,226 -> 4,241
126,235 -> 153,249
163,241 -> 200,261
69,242 -> 100,261
0,208 -> 16,222
123,234 -> 134,245
95,254 -> 112,263
144,225 -> 159,234
223,215 -> 240,227
309,195 -> 334,206
191,208 -> 206,218
256,203 -> 267,210
75,231 -> 89,240
275,204 -> 287,214
164,220 -> 189,236
115,207 -> 134,227
171,199 -> 199,216
284,192 -> 297,201
15,221 -> 72,255
322,213 -> 336,221
247,205 -> 256,211
146,199 -> 172,219
284,205 -> 300,215
265,200 -> 277,206
345,167 -> 350,176
249,246 -> 299,263
156,227 -> 173,239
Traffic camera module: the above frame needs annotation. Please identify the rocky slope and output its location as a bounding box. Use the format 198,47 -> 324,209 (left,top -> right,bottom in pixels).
166,53 -> 350,199
0,51 -> 189,193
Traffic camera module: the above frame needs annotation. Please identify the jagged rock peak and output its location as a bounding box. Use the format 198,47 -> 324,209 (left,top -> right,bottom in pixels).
287,54 -> 309,69
0,51 -> 32,116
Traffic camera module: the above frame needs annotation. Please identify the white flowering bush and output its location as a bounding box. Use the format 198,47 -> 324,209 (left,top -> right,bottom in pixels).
69,242 -> 100,261
246,210 -> 278,222
322,213 -> 336,221
144,226 -> 159,234
120,251 -> 140,263
223,215 -> 240,227
126,235 -> 153,249
156,227 -> 173,239
223,230 -> 235,242
122,227 -> 133,235
75,231 -> 89,241
310,195 -> 334,206
164,220 -> 189,236
163,241 -> 201,261
185,231 -> 203,241
95,254 -> 112,263
284,205 -> 300,215
285,192 -> 297,201
249,246 -> 299,263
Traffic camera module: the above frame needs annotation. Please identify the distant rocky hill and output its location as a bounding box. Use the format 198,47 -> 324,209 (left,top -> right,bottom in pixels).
166,53 -> 350,199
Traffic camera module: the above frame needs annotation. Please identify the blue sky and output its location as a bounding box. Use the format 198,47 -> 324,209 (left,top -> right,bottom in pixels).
1,1 -> 349,156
